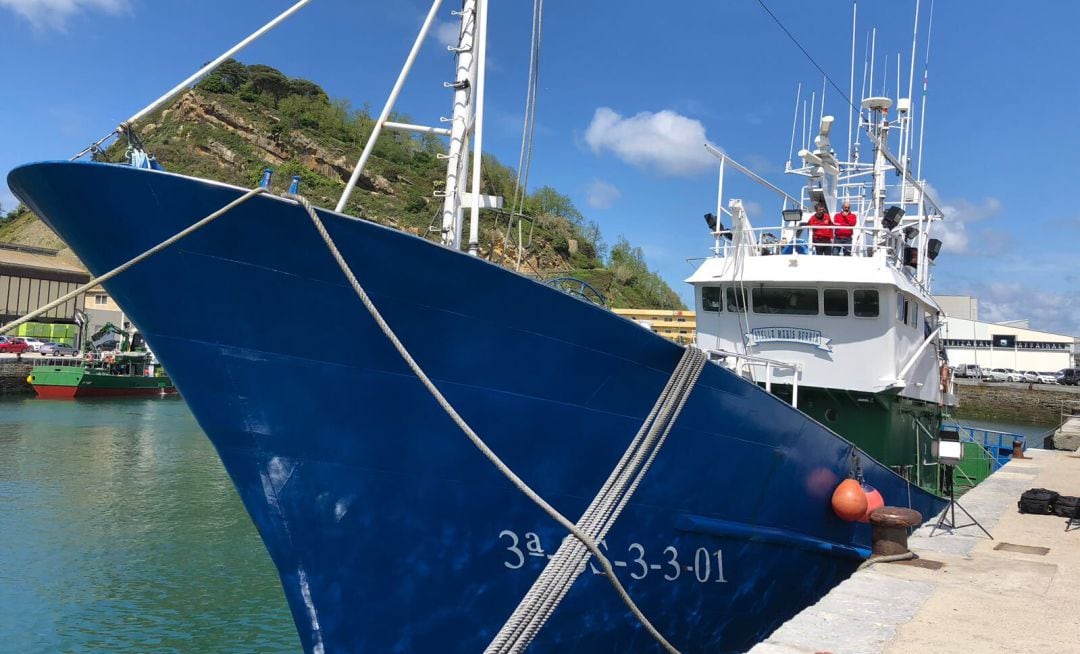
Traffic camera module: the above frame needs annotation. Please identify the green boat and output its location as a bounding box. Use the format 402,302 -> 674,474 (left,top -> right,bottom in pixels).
28,352 -> 176,399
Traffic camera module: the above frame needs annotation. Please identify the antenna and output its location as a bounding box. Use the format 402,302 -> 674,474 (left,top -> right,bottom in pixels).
802,99 -> 808,151
808,91 -> 816,150
788,83 -> 802,167
882,53 -> 888,97
869,28 -> 876,103
895,52 -> 901,102
856,33 -> 869,150
917,0 -> 935,180
906,0 -> 922,172
847,1 -> 857,163
820,76 -> 827,128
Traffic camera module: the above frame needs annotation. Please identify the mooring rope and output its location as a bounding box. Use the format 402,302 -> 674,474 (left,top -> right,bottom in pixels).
0,186 -> 266,337
288,193 -> 699,654
490,345 -> 705,654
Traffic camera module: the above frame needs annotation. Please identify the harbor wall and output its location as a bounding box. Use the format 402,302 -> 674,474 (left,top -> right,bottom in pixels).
0,360 -> 33,396
953,381 -> 1068,428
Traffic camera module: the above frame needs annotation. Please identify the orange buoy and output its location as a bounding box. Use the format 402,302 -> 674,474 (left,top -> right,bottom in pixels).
831,478 -> 868,521
859,483 -> 885,523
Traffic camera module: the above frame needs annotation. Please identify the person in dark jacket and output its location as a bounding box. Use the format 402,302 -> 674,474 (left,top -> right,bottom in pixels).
832,202 -> 857,255
806,203 -> 833,255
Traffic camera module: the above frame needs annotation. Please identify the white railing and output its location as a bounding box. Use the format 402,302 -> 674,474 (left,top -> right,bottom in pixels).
710,224 -> 907,261
707,348 -> 802,407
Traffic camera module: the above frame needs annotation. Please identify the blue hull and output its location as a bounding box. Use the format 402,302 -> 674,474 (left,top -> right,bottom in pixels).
10,162 -> 946,653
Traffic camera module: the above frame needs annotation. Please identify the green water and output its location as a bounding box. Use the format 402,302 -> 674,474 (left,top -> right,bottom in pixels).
0,396 -> 299,653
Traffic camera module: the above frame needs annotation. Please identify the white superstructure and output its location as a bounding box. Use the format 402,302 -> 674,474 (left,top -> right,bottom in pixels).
688,94 -> 951,407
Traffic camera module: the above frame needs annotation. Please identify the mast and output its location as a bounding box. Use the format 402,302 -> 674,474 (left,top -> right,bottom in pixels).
441,0 -> 480,248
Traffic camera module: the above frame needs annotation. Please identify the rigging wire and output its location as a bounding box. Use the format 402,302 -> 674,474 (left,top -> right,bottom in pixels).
753,0 -> 861,118
505,0 -> 544,268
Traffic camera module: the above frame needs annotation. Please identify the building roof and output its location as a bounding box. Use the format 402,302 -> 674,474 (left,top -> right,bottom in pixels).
0,242 -> 89,283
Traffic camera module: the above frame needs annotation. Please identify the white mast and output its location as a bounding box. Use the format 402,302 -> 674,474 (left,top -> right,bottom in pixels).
847,1 -> 857,163
466,0 -> 491,256
441,0 -> 480,248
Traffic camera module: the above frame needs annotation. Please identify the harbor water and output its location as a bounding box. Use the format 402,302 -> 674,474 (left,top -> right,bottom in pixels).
0,397 -> 1060,653
0,396 -> 299,653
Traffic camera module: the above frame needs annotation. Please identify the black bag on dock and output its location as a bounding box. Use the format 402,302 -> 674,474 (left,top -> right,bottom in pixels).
1052,495 -> 1080,518
1018,488 -> 1059,514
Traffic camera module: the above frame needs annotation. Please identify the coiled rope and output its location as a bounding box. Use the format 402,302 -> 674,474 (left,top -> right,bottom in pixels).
288,193 -> 702,654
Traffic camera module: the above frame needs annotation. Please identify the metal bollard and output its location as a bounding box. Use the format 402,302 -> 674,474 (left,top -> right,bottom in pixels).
868,506 -> 923,557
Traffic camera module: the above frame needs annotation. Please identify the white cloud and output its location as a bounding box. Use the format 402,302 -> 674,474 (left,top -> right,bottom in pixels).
743,200 -> 763,218
584,107 -> 717,176
974,283 -> 1080,337
1,0 -> 127,30
432,20 -> 459,48
583,179 -> 620,210
929,194 -> 1002,255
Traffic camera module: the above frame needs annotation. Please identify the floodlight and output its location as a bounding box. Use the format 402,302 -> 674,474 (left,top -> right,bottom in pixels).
704,213 -> 718,231
781,209 -> 803,223
882,206 -> 904,230
927,238 -> 943,261
903,226 -> 920,241
934,429 -> 963,465
903,246 -> 919,268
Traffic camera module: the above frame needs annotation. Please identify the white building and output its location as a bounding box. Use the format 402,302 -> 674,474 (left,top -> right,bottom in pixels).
936,295 -> 1077,372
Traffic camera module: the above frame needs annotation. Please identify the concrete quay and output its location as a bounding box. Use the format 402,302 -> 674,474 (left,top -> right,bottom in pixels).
749,449 -> 1080,654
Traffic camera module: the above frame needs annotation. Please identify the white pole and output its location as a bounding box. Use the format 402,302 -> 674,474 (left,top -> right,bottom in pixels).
716,156 -> 725,226
441,0 -> 478,248
917,0 -> 935,180
466,0 -> 490,256
820,76 -> 826,124
791,368 -> 800,407
869,28 -> 876,101
73,0 -> 316,160
788,83 -> 802,167
128,0 -> 312,127
847,1 -> 857,162
337,0 -> 444,213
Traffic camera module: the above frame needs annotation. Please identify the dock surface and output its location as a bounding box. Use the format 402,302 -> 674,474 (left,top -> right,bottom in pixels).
749,449 -> 1080,654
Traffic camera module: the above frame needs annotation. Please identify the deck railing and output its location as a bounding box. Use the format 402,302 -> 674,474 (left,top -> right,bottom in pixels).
706,348 -> 802,407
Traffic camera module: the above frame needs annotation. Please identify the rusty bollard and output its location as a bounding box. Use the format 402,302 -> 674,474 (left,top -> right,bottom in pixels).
868,507 -> 923,557
1012,440 -> 1029,460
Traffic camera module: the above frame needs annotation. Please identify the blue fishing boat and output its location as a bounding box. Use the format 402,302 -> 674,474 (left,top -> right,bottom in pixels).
7,2 -> 947,652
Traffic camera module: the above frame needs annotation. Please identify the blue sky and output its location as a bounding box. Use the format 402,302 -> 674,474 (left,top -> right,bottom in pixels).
2,0 -> 1077,336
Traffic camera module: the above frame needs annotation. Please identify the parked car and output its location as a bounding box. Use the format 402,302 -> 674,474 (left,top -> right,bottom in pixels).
1057,368 -> 1080,386
1001,368 -> 1025,382
0,336 -> 30,354
39,342 -> 77,356
17,337 -> 46,351
985,368 -> 1010,382
1022,370 -> 1040,383
954,363 -> 983,379
1036,372 -> 1058,384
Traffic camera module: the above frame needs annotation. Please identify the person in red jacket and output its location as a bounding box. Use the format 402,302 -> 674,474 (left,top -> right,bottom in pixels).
832,202 -> 857,256
806,203 -> 834,255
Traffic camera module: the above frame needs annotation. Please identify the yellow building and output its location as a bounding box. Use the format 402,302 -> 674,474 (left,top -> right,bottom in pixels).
612,308 -> 696,345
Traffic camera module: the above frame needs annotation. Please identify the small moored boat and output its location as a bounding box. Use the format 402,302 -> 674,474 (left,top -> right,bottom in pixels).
28,351 -> 176,398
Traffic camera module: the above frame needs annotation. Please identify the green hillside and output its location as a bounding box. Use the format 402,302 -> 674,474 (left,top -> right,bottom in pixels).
1,60 -> 683,310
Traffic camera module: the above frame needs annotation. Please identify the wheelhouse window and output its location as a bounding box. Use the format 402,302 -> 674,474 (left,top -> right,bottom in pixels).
752,287 -> 819,315
823,289 -> 848,316
725,287 -> 748,312
853,290 -> 879,317
701,287 -> 721,312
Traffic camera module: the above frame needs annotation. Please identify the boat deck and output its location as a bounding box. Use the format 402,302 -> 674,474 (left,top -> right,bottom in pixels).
748,448 -> 1080,654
